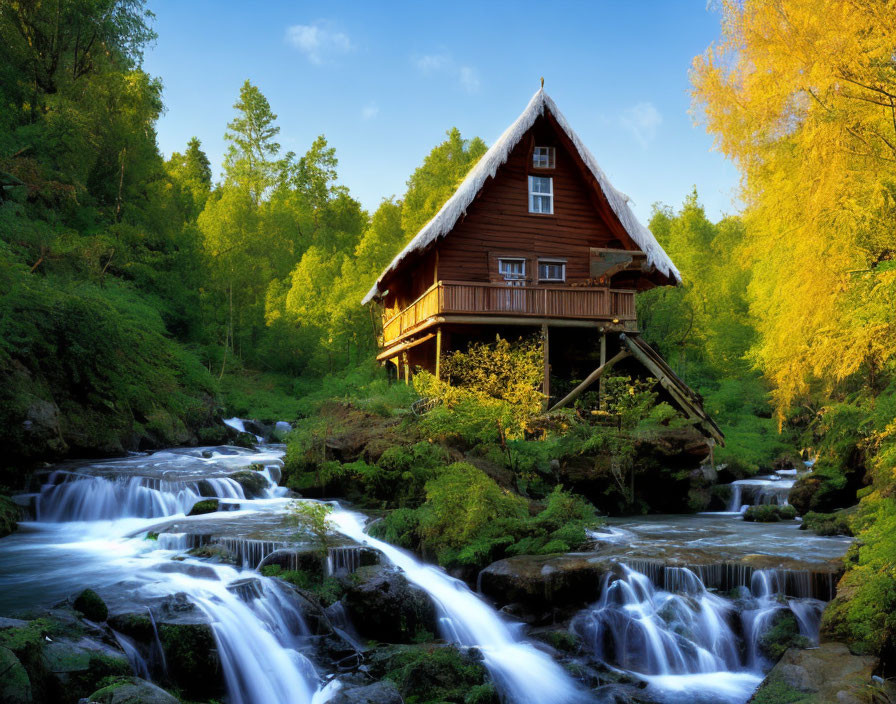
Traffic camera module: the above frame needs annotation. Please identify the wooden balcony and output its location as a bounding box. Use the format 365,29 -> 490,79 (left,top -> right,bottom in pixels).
382,281 -> 637,346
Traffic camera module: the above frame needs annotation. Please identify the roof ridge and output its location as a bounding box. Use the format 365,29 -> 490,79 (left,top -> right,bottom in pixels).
362,89 -> 679,305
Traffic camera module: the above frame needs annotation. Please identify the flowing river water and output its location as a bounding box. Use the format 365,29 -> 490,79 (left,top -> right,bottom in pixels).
0,440 -> 850,704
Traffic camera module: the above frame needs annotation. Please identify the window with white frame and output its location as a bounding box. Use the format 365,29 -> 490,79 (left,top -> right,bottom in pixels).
528,176 -> 553,214
498,258 -> 526,286
538,259 -> 566,282
532,146 -> 555,169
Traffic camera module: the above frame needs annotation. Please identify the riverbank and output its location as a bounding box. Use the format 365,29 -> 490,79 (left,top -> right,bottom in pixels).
0,436 -> 869,704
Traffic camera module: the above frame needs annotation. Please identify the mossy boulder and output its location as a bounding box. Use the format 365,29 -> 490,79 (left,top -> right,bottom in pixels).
0,495 -> 19,538
330,680 -> 403,704
73,589 -> 108,622
758,611 -> 810,662
187,498 -> 219,516
367,643 -> 499,704
0,645 -> 32,704
230,470 -> 269,497
478,554 -> 609,610
88,676 -> 179,704
799,510 -> 853,536
743,504 -> 797,522
748,642 -> 879,703
157,620 -> 223,699
342,565 -> 437,643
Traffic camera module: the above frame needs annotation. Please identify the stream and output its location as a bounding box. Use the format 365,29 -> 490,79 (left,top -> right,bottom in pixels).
0,440 -> 850,704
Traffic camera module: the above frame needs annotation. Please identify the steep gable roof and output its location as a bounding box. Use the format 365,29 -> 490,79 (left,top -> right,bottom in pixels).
362,88 -> 681,305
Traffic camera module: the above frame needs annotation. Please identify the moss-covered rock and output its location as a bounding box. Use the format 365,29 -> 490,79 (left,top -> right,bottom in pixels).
330,680 -> 403,704
743,504 -> 797,522
367,643 -> 499,704
0,495 -> 19,538
342,565 -> 437,644
230,469 -> 269,497
478,554 -> 609,610
73,589 -> 108,622
0,645 -> 32,704
187,498 -> 219,516
799,509 -> 853,536
88,676 -> 179,704
157,621 -> 223,699
758,611 -> 810,662
748,642 -> 878,703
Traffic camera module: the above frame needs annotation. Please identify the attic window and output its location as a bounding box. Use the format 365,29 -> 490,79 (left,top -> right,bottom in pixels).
528,176 -> 553,214
532,146 -> 555,169
538,259 -> 566,282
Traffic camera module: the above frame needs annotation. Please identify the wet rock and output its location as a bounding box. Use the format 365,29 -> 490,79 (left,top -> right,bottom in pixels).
343,566 -> 437,643
156,562 -> 220,580
0,495 -> 20,538
479,554 -> 609,610
41,636 -> 130,695
87,676 -> 179,704
230,470 -> 269,497
757,611 -> 810,662
366,643 -> 496,703
330,680 -> 404,704
187,498 -> 219,516
73,589 -> 108,622
156,620 -> 223,699
0,645 -> 32,704
748,642 -> 879,703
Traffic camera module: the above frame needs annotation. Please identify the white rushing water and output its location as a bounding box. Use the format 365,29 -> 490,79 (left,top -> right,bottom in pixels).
571,563 -> 824,703
1,445 -> 336,704
329,507 -> 586,704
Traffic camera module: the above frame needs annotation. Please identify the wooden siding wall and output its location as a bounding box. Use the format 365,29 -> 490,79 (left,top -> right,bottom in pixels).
381,116 -> 648,311
436,118 -> 635,284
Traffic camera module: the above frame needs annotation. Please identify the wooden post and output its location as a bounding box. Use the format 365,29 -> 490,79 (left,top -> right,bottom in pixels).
598,332 -> 607,409
542,323 -> 550,409
548,350 -> 631,412
435,326 -> 442,380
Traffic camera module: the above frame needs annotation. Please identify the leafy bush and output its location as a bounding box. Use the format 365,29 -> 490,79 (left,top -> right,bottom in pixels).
413,336 -> 544,445
288,501 -> 334,555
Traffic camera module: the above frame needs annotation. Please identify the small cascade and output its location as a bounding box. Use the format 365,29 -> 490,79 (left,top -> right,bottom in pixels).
224,417 -> 264,443
572,563 -> 826,702
329,507 -> 584,704
215,538 -> 290,569
726,477 -> 794,512
326,546 -> 363,576
621,559 -> 839,601
35,471 -> 250,521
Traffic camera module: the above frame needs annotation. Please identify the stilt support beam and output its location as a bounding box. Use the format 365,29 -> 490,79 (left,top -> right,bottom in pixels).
548,349 -> 631,412
542,323 -> 550,410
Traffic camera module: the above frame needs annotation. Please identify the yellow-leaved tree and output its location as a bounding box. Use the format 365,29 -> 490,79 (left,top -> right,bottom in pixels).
691,0 -> 896,419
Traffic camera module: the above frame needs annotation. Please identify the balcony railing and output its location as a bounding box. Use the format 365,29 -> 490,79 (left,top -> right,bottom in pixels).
382,281 -> 636,345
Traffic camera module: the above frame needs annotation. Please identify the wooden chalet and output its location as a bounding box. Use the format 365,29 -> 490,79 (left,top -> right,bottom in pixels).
363,87 -> 723,445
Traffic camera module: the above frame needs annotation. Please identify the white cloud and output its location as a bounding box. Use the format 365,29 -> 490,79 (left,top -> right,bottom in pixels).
362,102 -> 379,120
458,66 -> 480,93
619,102 -> 662,149
416,54 -> 450,73
414,53 -> 480,93
285,21 -> 352,64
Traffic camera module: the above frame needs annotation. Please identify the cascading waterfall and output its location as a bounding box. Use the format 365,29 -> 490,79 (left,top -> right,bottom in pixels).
572,564 -> 825,702
35,471 -> 252,521
328,507 -> 586,704
2,443 -> 335,704
726,478 -> 794,512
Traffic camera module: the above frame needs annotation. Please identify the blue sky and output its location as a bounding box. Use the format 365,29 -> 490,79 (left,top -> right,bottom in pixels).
143,1 -> 740,224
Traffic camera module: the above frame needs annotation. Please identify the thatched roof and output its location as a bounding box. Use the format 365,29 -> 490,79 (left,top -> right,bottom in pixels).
362,88 -> 680,304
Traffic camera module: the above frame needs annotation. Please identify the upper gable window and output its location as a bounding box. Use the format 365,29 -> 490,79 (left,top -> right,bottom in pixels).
528,176 -> 553,214
532,146 -> 555,169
